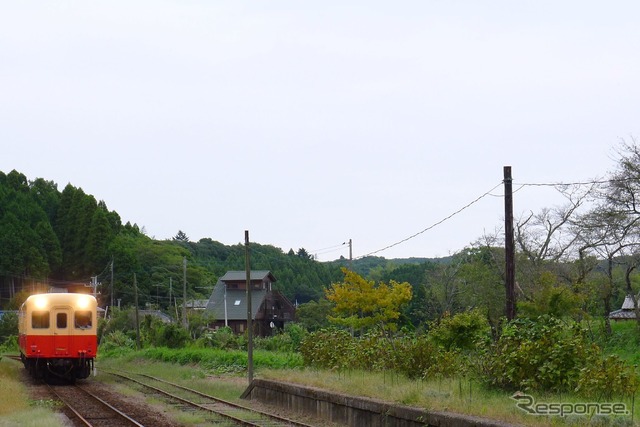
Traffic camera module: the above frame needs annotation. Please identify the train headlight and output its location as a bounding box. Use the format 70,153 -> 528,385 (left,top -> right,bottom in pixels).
77,295 -> 91,310
33,296 -> 47,310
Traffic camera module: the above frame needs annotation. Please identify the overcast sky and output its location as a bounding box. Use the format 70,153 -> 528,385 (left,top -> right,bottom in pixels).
1,2 -> 638,261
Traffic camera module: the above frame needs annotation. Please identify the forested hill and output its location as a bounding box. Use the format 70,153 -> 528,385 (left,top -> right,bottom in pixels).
0,169 -> 440,309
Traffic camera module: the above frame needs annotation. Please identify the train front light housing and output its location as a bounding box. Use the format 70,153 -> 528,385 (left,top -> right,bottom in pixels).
77,295 -> 91,310
33,296 -> 47,310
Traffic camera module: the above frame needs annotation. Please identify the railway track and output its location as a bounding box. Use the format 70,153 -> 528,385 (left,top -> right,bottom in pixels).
48,383 -> 145,427
103,369 -> 317,427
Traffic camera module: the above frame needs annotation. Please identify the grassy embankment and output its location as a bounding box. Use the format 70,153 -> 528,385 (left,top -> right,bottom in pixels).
2,320 -> 639,427
0,357 -> 66,427
95,344 -> 638,427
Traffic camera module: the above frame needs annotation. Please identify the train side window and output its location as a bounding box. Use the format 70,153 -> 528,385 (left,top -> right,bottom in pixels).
32,311 -> 50,329
56,313 -> 67,329
75,311 -> 92,329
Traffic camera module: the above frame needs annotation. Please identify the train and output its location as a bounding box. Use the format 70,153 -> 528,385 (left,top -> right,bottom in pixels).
18,292 -> 97,382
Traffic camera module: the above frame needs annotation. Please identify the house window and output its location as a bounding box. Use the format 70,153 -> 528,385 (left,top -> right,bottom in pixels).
234,300 -> 241,306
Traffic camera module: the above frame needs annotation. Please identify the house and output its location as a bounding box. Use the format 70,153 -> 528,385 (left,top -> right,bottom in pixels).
609,295 -> 639,320
205,270 -> 296,336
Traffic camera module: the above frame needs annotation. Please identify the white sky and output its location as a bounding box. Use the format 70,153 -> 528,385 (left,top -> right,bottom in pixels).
1,1 -> 638,261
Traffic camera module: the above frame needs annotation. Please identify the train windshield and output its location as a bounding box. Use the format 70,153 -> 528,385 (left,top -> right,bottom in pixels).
75,311 -> 92,329
32,311 -> 50,329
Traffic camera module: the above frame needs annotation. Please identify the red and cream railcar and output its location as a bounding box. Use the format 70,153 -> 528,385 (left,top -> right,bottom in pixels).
19,292 -> 97,381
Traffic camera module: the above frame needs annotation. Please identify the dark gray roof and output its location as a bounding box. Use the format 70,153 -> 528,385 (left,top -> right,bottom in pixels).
609,295 -> 639,319
185,299 -> 209,309
206,282 -> 267,321
609,310 -> 636,320
219,270 -> 276,282
139,310 -> 174,323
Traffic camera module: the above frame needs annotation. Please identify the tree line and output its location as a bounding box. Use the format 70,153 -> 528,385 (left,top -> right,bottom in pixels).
2,138 -> 640,335
0,170 -> 342,311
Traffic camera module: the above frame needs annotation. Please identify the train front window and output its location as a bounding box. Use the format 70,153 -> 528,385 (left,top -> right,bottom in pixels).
32,311 -> 49,329
56,313 -> 67,329
75,311 -> 92,329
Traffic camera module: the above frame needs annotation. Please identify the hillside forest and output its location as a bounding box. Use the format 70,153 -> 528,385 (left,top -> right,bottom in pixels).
2,139 -> 640,337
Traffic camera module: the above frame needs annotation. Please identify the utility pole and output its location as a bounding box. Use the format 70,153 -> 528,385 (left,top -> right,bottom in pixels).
90,276 -> 98,297
224,283 -> 228,327
348,239 -> 353,270
110,259 -> 114,309
504,166 -> 516,321
245,230 -> 253,384
134,273 -> 140,350
182,257 -> 188,329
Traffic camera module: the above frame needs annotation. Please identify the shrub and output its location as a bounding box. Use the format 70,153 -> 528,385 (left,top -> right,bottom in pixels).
575,353 -> 639,399
428,309 -> 490,352
99,330 -> 135,356
299,328 -> 355,370
475,316 -> 638,395
0,312 -> 18,344
152,323 -> 190,348
0,335 -> 18,354
299,328 -> 468,380
196,327 -> 247,350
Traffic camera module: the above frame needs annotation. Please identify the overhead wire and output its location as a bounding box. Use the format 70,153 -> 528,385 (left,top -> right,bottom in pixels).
360,181 -> 504,258
3,176 -> 633,293
357,176 -> 636,259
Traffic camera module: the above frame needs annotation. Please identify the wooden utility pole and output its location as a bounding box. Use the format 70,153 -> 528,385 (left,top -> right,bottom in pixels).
134,273 -> 141,350
504,166 -> 516,320
349,239 -> 353,270
182,256 -> 188,329
245,230 -> 254,384
110,259 -> 114,309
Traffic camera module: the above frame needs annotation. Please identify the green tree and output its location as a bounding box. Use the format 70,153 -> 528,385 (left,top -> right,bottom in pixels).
325,268 -> 412,333
295,299 -> 333,331
173,230 -> 189,242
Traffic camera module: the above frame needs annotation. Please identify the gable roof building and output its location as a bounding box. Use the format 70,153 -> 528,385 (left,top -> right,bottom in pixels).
205,270 -> 295,336
609,294 -> 640,320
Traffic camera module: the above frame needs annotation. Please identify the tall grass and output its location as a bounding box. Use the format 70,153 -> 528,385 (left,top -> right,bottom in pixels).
97,348 -> 638,426
258,368 -> 637,427
0,358 -> 66,427
138,347 -> 303,372
600,320 -> 640,366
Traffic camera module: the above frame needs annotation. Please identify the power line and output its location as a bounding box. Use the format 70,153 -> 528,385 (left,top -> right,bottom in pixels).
360,181 -> 504,259
514,176 -> 636,188
357,176 -> 632,259
309,242 -> 347,253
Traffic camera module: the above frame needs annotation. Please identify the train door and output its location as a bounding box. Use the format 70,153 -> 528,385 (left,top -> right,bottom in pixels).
53,306 -> 71,355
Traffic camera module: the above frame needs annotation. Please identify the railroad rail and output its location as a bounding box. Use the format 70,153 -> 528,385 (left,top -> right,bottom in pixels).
48,383 -> 145,427
4,354 -> 22,362
103,369 -> 316,427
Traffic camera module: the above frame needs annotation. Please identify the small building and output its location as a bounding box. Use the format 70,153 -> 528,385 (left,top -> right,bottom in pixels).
609,295 -> 639,320
205,270 -> 295,336
139,310 -> 174,323
184,299 -> 209,312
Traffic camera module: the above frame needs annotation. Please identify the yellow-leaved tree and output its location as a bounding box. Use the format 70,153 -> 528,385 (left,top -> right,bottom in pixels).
325,267 -> 412,333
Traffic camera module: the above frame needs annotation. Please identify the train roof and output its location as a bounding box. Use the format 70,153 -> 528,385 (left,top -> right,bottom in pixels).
25,292 -> 96,300
23,293 -> 97,307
